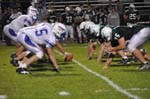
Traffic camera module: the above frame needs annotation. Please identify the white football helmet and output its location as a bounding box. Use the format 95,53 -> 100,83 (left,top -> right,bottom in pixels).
27,6 -> 39,21
52,23 -> 66,38
84,14 -> 90,20
65,6 -> 71,12
75,7 -> 82,13
90,25 -> 100,36
101,26 -> 112,41
129,4 -> 135,8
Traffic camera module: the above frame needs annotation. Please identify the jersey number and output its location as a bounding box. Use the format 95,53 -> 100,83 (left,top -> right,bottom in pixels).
66,16 -> 73,23
129,13 -> 137,20
35,29 -> 48,36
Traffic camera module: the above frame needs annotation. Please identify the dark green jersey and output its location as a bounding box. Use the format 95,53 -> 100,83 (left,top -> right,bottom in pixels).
131,25 -> 145,35
111,26 -> 132,47
98,25 -> 146,46
111,25 -> 145,47
124,9 -> 139,24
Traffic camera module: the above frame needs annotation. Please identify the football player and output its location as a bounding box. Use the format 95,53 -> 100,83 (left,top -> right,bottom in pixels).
98,25 -> 147,70
124,4 -> 140,27
3,14 -> 37,58
3,2 -> 39,59
15,21 -> 65,74
97,26 -> 134,69
79,15 -> 98,60
61,6 -> 75,43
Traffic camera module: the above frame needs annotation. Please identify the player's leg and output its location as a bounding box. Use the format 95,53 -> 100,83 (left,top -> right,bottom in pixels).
16,33 -> 44,74
3,25 -> 17,43
69,25 -> 74,43
87,40 -> 97,60
128,27 -> 150,70
103,52 -> 116,70
117,50 -> 130,64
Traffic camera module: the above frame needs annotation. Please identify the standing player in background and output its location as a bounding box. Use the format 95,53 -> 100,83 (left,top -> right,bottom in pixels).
61,6 -> 75,43
123,4 -> 140,27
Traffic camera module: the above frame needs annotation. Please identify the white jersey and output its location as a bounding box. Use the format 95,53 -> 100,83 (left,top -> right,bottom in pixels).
9,12 -> 22,20
18,22 -> 56,47
79,21 -> 95,31
8,15 -> 35,33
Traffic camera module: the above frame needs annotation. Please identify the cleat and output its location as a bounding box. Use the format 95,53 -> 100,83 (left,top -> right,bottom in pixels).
139,63 -> 150,71
131,56 -> 138,62
120,58 -> 130,65
10,59 -> 19,67
10,53 -> 16,59
52,68 -> 60,72
88,56 -> 92,60
16,68 -> 30,74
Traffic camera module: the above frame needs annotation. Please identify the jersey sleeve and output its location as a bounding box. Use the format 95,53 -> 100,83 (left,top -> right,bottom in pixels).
24,18 -> 32,27
44,29 -> 57,48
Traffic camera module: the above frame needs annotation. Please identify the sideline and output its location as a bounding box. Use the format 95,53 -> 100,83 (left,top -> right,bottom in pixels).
54,50 -> 141,99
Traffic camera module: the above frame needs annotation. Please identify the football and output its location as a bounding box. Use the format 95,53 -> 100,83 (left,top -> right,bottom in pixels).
64,53 -> 73,61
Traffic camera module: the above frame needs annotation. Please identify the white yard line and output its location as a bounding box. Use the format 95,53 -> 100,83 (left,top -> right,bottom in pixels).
0,95 -> 7,99
126,88 -> 150,91
55,50 -> 141,99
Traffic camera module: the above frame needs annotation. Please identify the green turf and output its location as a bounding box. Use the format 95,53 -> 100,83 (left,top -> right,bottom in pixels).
0,42 -> 150,99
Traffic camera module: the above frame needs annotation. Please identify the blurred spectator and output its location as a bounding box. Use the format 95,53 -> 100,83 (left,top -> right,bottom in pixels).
83,4 -> 95,21
1,8 -> 11,45
93,6 -> 107,25
0,9 -> 2,40
47,4 -> 57,23
38,0 -> 47,22
74,6 -> 84,43
123,4 -> 140,27
107,6 -> 120,26
93,6 -> 101,24
115,0 -> 125,25
99,8 -> 108,25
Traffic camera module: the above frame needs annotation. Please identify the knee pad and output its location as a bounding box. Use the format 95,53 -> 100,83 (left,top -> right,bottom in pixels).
36,51 -> 44,59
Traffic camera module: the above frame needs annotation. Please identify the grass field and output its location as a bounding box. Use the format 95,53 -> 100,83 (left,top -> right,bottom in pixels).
0,42 -> 150,99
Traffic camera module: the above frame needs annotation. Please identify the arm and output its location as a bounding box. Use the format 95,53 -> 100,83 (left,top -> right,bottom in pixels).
106,37 -> 126,52
97,44 -> 104,63
103,57 -> 113,70
55,41 -> 71,58
55,41 -> 65,55
46,47 -> 59,69
103,52 -> 116,70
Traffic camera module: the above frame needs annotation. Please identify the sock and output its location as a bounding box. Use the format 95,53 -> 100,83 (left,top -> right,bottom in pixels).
19,63 -> 27,68
143,61 -> 148,64
123,56 -> 128,59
